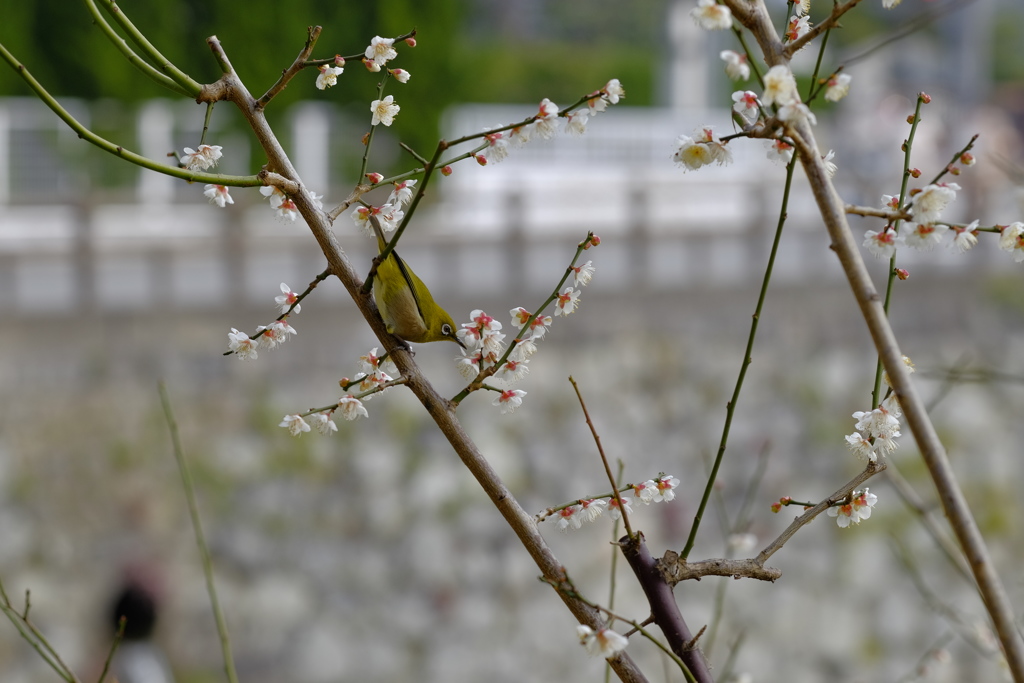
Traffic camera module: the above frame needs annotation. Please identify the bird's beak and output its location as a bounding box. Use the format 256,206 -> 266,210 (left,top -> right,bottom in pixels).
455,336 -> 467,350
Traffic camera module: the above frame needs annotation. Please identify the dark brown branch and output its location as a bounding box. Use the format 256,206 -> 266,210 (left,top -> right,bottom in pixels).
621,535 -> 713,683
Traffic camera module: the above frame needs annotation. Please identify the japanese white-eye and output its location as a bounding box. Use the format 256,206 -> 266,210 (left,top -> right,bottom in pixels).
368,216 -> 463,348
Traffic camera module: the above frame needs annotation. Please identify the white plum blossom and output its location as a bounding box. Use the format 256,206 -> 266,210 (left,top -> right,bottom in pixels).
762,65 -> 799,107
632,479 -> 658,504
554,287 -> 581,316
388,179 -> 417,208
316,64 -> 344,90
275,283 -> 301,315
784,15 -> 812,43
793,0 -> 811,15
998,222 -> 1024,262
509,123 -> 534,147
720,50 -> 750,81
845,431 -> 877,462
827,488 -> 878,528
951,220 -> 979,253
822,150 -> 837,178
555,505 -> 582,530
338,395 -> 369,420
653,475 -> 680,502
577,498 -> 607,523
777,101 -> 817,126
674,134 -> 714,170
260,185 -> 285,208
370,95 -> 400,126
910,183 -> 960,224
881,194 -> 901,210
607,495 -> 633,520
603,79 -> 625,104
279,414 -> 311,437
228,328 -> 258,360
674,127 -> 731,170
275,197 -> 299,221
497,358 -> 530,383
852,488 -> 878,521
901,222 -> 949,250
535,98 -> 560,139
309,412 -> 338,435
766,139 -> 794,165
732,90 -> 761,124
571,260 -> 596,287
494,389 -> 527,414
863,227 -> 899,259
203,184 -> 233,208
257,319 -> 297,349
853,401 -> 901,440
364,36 -> 397,66
690,0 -> 733,30
577,625 -> 629,658
181,144 -> 222,171
482,131 -> 510,162
824,73 -> 852,102
565,109 -> 590,136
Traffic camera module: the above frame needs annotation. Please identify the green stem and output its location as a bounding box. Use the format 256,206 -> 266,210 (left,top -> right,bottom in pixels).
870,94 -> 925,408
0,42 -> 259,187
159,383 -> 240,683
95,0 -> 202,95
81,0 -> 194,96
680,157 -> 797,560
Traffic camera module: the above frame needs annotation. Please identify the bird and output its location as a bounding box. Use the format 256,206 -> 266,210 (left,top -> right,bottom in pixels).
367,214 -> 464,348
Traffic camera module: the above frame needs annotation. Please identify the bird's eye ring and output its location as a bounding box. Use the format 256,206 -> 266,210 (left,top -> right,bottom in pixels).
442,323 -> 452,336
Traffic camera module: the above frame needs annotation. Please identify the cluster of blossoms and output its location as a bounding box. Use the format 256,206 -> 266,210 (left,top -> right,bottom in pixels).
864,183 -> 987,259
279,347 -> 395,437
473,80 -> 624,167
826,488 -> 878,528
350,179 -> 417,236
576,625 -> 629,659
458,249 -> 597,415
227,283 -> 303,361
258,185 -> 322,221
846,393 -> 904,462
548,475 -> 680,531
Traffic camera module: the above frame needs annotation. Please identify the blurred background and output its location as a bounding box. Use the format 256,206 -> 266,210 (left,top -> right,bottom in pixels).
1,0 -> 1024,681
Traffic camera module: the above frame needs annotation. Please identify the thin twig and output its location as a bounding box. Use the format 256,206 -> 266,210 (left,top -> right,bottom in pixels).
783,0 -> 866,57
159,383 -> 240,683
257,25 -> 322,108
680,155 -> 797,559
569,376 -> 634,539
96,617 -> 127,683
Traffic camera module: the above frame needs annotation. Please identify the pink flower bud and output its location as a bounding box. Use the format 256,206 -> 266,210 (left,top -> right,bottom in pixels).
949,165 -> 961,176
909,168 -> 921,178
440,165 -> 453,176
959,152 -> 975,166
474,154 -> 487,166
920,92 -> 932,104
895,268 -> 910,281
906,115 -> 915,124
405,37 -> 417,47
365,172 -> 384,184
334,55 -> 346,67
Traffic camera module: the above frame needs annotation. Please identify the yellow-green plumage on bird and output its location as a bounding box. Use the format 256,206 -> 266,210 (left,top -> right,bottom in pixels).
369,217 -> 463,347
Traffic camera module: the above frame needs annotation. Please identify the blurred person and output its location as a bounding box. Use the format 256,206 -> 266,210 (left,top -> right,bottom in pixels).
105,569 -> 176,683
